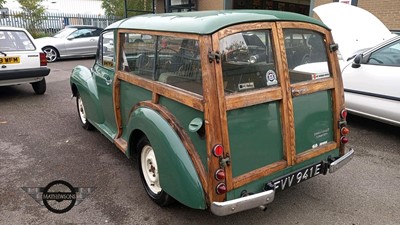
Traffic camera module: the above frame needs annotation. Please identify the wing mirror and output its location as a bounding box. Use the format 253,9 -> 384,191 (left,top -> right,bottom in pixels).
352,54 -> 362,68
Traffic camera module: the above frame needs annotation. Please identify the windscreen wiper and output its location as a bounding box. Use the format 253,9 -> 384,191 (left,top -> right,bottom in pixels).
0,51 -> 7,56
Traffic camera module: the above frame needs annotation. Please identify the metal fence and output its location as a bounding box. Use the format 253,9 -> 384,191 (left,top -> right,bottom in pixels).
0,10 -> 121,36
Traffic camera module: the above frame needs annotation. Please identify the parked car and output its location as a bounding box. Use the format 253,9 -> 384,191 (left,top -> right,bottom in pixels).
315,3 -> 400,126
70,10 -> 353,216
35,25 -> 103,62
0,26 -> 50,94
391,30 -> 400,36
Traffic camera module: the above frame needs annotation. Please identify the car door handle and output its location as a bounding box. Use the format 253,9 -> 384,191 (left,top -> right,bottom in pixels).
291,87 -> 307,97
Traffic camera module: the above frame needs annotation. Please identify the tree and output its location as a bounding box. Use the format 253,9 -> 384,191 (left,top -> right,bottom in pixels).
0,0 -> 6,8
102,0 -> 153,18
16,0 -> 46,36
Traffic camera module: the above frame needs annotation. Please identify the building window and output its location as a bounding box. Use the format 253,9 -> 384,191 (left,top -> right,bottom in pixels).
233,0 -> 310,16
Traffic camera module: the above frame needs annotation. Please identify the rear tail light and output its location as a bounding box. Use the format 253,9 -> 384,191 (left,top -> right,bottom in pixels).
215,169 -> 226,181
340,109 -> 348,120
341,127 -> 350,135
339,109 -> 349,145
212,144 -> 224,157
216,183 -> 227,195
340,136 -> 349,144
40,52 -> 47,66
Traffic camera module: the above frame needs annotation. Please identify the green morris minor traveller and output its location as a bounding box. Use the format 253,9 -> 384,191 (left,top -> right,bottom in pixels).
70,10 -> 354,216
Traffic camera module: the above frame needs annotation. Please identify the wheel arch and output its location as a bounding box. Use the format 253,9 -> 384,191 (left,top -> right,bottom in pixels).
126,104 -> 207,210
70,65 -> 104,124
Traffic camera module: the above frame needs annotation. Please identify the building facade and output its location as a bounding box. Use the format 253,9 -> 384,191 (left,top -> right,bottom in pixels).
159,0 -> 399,30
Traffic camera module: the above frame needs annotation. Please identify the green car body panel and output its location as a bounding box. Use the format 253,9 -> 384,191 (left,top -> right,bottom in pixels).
70,65 -> 104,125
117,81 -> 206,209
125,107 -> 206,209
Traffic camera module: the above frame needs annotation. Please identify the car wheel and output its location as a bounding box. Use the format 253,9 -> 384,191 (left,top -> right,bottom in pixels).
31,78 -> 46,95
137,136 -> 174,206
43,47 -> 58,62
76,92 -> 94,130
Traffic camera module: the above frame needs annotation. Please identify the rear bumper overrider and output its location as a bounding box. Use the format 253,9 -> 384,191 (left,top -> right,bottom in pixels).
210,148 -> 354,216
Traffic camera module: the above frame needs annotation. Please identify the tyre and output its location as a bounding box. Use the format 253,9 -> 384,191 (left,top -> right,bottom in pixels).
137,136 -> 174,206
76,92 -> 94,130
32,78 -> 46,95
43,46 -> 58,62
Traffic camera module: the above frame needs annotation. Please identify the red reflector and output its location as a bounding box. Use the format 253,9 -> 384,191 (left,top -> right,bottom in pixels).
215,169 -> 226,181
212,145 -> 224,157
340,109 -> 348,119
341,127 -> 350,135
40,52 -> 47,66
340,136 -> 349,144
216,183 -> 227,195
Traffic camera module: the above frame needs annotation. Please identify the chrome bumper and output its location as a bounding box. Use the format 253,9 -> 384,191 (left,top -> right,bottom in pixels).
210,189 -> 275,216
210,148 -> 354,216
329,148 -> 354,173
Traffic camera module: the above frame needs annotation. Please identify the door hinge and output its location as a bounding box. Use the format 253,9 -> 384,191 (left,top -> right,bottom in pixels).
208,50 -> 221,64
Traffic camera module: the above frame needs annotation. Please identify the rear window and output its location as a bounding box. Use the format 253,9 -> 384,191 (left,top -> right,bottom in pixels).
219,30 -> 277,94
284,29 -> 330,83
0,30 -> 35,51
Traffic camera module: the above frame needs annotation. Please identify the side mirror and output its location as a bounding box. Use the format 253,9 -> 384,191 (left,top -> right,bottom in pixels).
352,54 -> 362,68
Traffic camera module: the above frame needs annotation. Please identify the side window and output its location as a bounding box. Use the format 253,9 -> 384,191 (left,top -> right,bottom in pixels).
284,29 -> 330,83
219,30 -> 277,94
98,31 -> 114,69
70,28 -> 99,39
92,28 -> 103,37
367,40 -> 400,66
69,29 -> 89,39
118,32 -> 156,79
156,37 -> 202,95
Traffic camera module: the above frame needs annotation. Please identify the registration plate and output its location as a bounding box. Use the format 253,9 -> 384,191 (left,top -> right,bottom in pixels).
268,162 -> 324,192
0,56 -> 20,64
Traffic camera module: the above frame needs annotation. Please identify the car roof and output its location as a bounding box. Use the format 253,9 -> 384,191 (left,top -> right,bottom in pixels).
65,25 -> 102,29
105,10 -> 329,34
0,26 -> 29,32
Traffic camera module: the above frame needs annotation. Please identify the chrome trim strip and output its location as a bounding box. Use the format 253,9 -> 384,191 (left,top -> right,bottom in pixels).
210,190 -> 275,216
345,89 -> 400,102
329,148 -> 354,173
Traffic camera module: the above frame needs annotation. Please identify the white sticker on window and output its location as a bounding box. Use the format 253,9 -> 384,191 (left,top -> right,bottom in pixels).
238,82 -> 255,91
266,70 -> 278,86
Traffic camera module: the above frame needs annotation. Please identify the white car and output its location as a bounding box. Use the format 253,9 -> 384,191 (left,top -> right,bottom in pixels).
314,3 -> 400,126
0,27 -> 50,94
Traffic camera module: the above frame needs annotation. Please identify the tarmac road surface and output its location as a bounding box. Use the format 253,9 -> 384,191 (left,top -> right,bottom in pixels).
0,58 -> 399,225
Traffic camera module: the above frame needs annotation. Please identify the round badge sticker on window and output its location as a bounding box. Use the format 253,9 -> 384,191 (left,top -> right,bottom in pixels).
266,70 -> 278,86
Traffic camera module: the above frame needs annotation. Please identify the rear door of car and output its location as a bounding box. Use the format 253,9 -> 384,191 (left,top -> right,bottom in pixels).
212,21 -> 343,192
